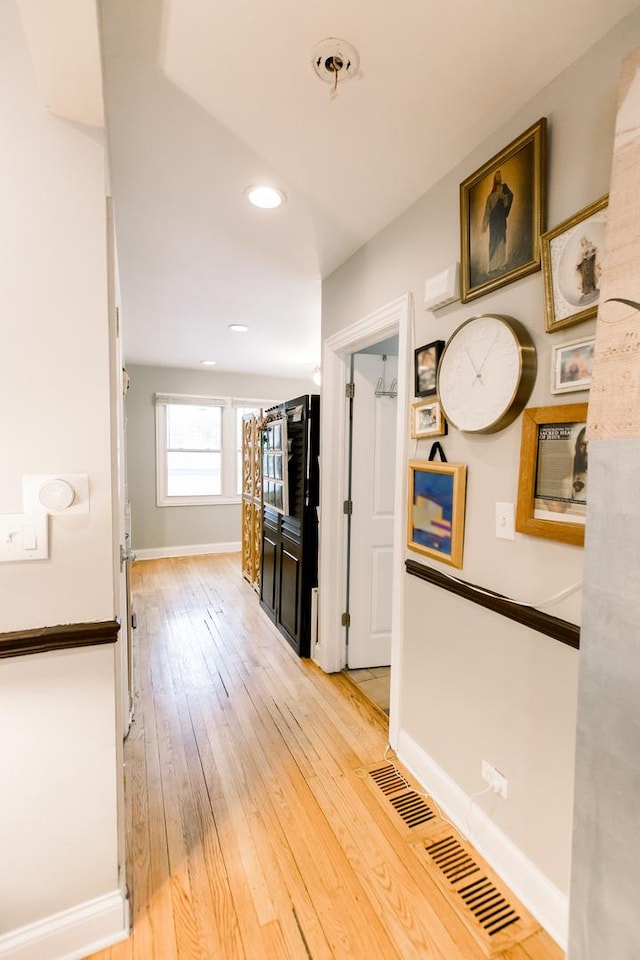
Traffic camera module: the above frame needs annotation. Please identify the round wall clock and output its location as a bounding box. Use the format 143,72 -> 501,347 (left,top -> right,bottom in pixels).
437,314 -> 537,433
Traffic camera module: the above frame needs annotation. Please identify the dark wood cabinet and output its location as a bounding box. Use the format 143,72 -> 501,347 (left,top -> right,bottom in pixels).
260,394 -> 320,657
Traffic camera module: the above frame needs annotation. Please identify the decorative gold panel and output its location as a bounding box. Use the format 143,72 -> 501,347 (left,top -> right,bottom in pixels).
241,412 -> 263,590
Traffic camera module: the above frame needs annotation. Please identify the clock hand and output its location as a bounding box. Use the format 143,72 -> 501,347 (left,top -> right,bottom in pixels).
464,345 -> 482,383
477,329 -> 500,377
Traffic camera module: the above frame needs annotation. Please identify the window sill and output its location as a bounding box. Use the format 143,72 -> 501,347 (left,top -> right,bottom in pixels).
156,496 -> 242,507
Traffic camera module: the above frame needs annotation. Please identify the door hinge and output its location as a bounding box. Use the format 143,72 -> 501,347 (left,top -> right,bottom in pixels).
343,500 -> 353,516
345,382 -> 355,399
341,612 -> 351,627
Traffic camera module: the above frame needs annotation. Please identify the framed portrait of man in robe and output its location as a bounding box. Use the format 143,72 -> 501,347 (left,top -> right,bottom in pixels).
460,118 -> 547,303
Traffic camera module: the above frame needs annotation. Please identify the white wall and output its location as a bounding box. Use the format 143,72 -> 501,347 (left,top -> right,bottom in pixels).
0,647 -> 118,930
322,8 -> 640,935
1,8 -> 114,633
125,363 -> 315,551
0,1 -> 121,950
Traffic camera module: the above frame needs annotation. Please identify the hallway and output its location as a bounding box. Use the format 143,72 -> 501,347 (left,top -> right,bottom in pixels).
88,554 -> 562,960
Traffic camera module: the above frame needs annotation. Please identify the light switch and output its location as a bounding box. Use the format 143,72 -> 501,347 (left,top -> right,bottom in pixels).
495,502 -> 515,540
0,514 -> 48,561
22,524 -> 37,550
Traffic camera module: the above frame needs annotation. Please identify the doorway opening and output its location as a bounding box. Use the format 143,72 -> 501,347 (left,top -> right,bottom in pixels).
342,339 -> 399,715
316,294 -> 410,750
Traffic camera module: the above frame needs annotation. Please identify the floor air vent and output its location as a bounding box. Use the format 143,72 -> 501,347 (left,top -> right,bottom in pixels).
368,763 -> 409,795
417,834 -> 538,956
458,876 -> 520,937
423,836 -> 480,883
366,763 -> 437,831
389,790 -> 436,828
363,762 -> 539,955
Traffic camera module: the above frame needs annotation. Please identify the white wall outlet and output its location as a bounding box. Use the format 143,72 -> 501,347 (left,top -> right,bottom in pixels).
495,501 -> 515,540
481,759 -> 508,799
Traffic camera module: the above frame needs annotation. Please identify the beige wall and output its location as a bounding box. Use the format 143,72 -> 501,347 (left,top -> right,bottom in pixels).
0,647 -> 118,930
1,9 -> 114,633
0,0 -> 120,941
125,363 -> 315,551
322,10 -> 640,899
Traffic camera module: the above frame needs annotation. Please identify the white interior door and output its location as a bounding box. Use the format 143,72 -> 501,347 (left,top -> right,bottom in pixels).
347,352 -> 398,669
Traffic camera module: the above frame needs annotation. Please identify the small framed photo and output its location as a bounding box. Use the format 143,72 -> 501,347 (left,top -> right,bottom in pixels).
551,336 -> 595,394
411,398 -> 447,438
515,404 -> 588,546
541,195 -> 608,333
460,118 -> 547,302
407,460 -> 467,568
414,340 -> 444,397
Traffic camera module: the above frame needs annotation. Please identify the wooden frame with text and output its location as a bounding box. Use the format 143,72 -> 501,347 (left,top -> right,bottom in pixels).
516,403 -> 588,546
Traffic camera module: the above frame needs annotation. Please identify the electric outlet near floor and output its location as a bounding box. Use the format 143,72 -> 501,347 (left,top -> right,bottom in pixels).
481,759 -> 508,799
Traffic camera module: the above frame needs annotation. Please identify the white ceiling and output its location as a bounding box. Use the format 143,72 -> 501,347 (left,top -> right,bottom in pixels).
34,0 -> 640,379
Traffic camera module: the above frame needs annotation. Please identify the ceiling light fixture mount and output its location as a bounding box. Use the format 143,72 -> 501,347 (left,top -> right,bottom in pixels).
229,324 -> 249,333
311,38 -> 360,98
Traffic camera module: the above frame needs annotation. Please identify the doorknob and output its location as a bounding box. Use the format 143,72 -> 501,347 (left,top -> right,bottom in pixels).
119,543 -> 137,568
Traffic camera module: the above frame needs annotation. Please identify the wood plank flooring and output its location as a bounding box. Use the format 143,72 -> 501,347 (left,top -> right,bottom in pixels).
87,554 -> 564,960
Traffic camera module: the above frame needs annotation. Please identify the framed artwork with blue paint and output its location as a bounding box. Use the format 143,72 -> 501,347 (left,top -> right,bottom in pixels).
407,460 -> 467,568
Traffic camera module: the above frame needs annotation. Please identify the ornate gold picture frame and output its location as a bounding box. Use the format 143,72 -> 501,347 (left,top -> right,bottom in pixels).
541,195 -> 608,333
460,118 -> 547,303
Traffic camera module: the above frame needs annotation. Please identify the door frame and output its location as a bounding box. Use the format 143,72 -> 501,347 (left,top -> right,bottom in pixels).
106,196 -> 130,915
315,293 -> 411,750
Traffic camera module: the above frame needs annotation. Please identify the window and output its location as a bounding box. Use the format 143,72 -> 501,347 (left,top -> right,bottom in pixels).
155,394 -> 270,506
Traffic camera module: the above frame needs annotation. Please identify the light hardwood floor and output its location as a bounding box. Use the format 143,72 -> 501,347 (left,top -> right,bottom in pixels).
88,554 -> 563,960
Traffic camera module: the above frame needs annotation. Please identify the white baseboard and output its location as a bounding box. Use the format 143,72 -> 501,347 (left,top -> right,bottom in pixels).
397,729 -> 568,951
0,889 -> 129,960
134,541 -> 241,560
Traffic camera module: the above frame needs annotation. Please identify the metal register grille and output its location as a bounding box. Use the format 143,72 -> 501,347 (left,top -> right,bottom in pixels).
424,837 -> 520,937
368,764 -> 436,828
364,761 -> 539,956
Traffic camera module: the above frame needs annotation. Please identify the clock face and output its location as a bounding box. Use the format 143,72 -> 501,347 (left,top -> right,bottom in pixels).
437,315 -> 536,433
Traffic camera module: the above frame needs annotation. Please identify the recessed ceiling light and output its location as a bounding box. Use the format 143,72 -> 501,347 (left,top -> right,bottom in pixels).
245,185 -> 286,209
200,360 -> 216,366
229,323 -> 249,333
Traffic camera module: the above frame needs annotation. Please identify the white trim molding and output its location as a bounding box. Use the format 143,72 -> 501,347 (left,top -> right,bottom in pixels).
155,396 -> 266,506
134,541 -> 241,560
0,889 -> 129,960
397,729 -> 568,951
316,293 -> 411,751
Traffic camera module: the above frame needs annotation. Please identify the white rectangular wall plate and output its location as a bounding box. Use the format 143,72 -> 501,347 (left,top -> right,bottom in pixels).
481,758 -> 508,799
424,262 -> 460,311
22,473 -> 90,515
495,501 -> 515,540
0,513 -> 48,561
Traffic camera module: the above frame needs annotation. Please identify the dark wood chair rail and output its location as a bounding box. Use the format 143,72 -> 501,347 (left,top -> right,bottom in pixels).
0,620 -> 120,660
405,559 -> 580,649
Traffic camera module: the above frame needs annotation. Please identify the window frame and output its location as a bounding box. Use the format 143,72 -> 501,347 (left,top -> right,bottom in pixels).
155,393 -> 270,507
